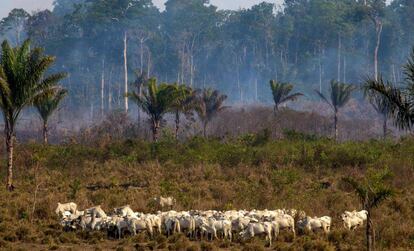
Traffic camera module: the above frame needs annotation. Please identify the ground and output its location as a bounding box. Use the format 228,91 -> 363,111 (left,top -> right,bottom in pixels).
0,136 -> 413,250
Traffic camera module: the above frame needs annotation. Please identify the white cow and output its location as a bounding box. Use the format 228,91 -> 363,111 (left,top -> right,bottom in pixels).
273,214 -> 295,237
239,222 -> 273,246
108,216 -> 129,239
85,205 -> 107,218
113,205 -> 136,218
178,215 -> 196,238
165,217 -> 181,236
298,216 -> 331,233
213,219 -> 232,240
200,223 -> 217,241
341,210 -> 367,230
144,214 -> 162,234
129,218 -> 153,237
231,217 -> 251,233
56,202 -> 77,216
154,196 -> 176,210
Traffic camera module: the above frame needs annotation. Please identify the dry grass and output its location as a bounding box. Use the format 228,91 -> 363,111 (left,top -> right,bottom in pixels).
0,118 -> 412,250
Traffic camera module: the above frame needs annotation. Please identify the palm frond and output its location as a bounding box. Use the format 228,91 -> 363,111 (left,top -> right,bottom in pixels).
314,89 -> 334,111
270,80 -> 303,110
365,75 -> 414,129
369,188 -> 393,208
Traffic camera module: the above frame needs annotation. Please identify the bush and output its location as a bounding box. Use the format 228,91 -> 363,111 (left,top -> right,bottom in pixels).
200,241 -> 217,251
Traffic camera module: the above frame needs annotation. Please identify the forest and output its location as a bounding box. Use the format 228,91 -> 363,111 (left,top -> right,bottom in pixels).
1,0 -> 414,112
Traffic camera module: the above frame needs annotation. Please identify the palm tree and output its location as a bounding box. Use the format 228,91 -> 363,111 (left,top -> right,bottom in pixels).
315,80 -> 356,141
343,168 -> 394,251
365,49 -> 414,130
131,69 -> 149,126
34,87 -> 67,144
170,84 -> 196,140
128,78 -> 174,142
363,76 -> 393,139
0,40 -> 66,190
269,80 -> 303,114
195,88 -> 228,138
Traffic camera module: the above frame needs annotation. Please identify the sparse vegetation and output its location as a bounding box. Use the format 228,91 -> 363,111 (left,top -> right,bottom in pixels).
0,129 -> 412,250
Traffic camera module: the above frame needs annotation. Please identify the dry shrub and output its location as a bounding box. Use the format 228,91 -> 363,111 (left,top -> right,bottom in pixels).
58,231 -> 79,244
186,245 -> 201,251
200,241 -> 217,251
302,238 -> 335,251
167,233 -> 191,251
242,242 -> 265,251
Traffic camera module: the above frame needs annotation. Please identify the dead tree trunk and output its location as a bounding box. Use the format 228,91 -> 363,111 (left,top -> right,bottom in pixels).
5,125 -> 15,191
123,31 -> 129,113
43,120 -> 48,144
374,19 -> 383,81
337,34 -> 341,81
101,58 -> 105,118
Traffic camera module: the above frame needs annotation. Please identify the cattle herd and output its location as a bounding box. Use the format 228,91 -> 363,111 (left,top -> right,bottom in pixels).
55,197 -> 368,246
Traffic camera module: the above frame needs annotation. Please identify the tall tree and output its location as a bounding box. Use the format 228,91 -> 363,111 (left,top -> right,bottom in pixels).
343,167 -> 394,251
269,80 -> 303,114
315,80 -> 356,141
170,84 -> 196,140
131,69 -> 149,125
0,9 -> 30,45
195,88 -> 228,137
128,78 -> 174,142
0,40 -> 66,190
357,0 -> 387,80
34,88 -> 68,144
363,76 -> 393,139
365,48 -> 414,130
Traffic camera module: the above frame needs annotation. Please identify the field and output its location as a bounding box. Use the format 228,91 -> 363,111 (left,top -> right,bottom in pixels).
0,127 -> 413,251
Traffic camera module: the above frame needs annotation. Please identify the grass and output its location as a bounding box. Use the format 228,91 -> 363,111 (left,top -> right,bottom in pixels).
0,133 -> 412,250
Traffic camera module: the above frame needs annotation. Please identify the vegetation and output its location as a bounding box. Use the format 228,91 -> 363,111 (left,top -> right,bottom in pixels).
365,49 -> 414,131
34,88 -> 67,144
1,0 -> 413,109
194,89 -> 228,137
128,79 -> 175,142
1,1 -> 414,250
315,81 -> 356,141
269,80 -> 303,114
0,133 -> 411,250
0,40 -> 65,190
363,76 -> 393,139
344,167 -> 394,251
170,84 -> 196,140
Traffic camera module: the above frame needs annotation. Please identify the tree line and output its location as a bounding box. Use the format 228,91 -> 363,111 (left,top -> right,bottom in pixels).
1,0 -> 414,114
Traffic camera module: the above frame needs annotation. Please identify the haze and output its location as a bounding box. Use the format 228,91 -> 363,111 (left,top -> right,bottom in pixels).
0,0 -> 284,18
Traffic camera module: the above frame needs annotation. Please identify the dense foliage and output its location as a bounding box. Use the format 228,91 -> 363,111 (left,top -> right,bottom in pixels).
1,0 -> 413,113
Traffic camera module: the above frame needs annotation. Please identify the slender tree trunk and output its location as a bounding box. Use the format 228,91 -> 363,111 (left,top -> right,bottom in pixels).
383,113 -> 387,140
101,59 -> 105,118
366,210 -> 374,251
175,111 -> 180,140
392,64 -> 397,84
190,55 -> 194,87
123,31 -> 129,113
374,20 -> 383,81
334,110 -> 338,141
203,121 -> 208,138
337,34 -> 341,81
343,54 -> 347,83
152,120 -> 160,142
147,48 -> 151,78
5,126 -> 14,191
140,38 -> 144,74
254,78 -> 258,102
43,120 -> 48,144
